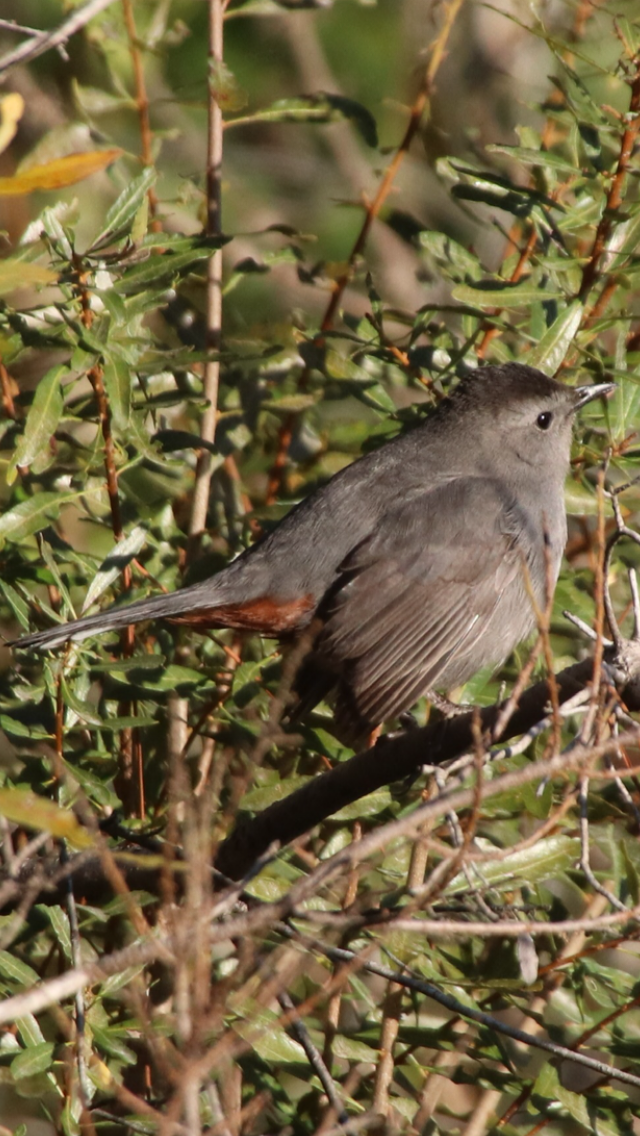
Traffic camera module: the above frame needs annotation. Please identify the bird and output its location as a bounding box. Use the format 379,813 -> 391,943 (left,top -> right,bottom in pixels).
13,363 -> 614,743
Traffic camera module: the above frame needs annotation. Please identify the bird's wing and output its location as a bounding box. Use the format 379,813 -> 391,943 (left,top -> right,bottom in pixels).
315,476 -> 533,733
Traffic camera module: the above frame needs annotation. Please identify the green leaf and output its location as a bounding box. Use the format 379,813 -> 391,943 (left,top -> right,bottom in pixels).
0,484 -> 106,549
0,951 -> 39,988
59,674 -> 104,728
452,280 -> 563,308
91,166 -> 157,248
80,525 -> 148,612
418,231 -> 483,281
0,259 -> 57,296
564,481 -> 612,517
91,1025 -> 137,1065
263,393 -> 319,414
242,777 -> 311,811
449,835 -> 581,893
233,1013 -> 306,1064
228,93 -> 378,146
11,1042 -> 55,1081
0,715 -> 52,741
487,143 -> 581,175
0,788 -> 92,848
7,366 -> 64,485
16,1014 -> 46,1048
0,579 -> 30,630
114,239 -> 228,292
333,788 -> 393,820
533,1064 -> 621,1136
106,663 -> 205,694
102,353 -> 131,431
40,906 -> 72,961
527,300 -> 583,373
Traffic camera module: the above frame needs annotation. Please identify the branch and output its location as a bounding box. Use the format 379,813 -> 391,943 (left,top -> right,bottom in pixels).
187,0 -> 224,556
0,0 -> 119,74
215,655 -> 599,879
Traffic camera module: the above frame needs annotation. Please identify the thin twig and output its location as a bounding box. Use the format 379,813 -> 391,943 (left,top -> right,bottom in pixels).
579,55 -> 640,303
187,0 -> 224,556
265,0 -> 465,503
121,0 -> 159,222
290,935 -> 640,1092
278,990 -> 350,1129
0,0 -> 118,73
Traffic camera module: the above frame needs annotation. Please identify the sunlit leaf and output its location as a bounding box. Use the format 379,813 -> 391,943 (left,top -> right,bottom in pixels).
0,260 -> 57,296
0,789 -> 92,849
7,366 -> 64,485
0,149 -> 123,195
0,92 -> 24,157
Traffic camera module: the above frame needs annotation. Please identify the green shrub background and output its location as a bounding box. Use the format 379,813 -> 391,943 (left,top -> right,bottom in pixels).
0,1 -> 639,1132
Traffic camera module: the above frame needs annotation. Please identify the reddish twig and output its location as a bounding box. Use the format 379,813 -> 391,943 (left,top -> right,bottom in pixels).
121,0 -> 160,225
265,0 -> 464,505
0,359 -> 17,419
579,54 -> 640,304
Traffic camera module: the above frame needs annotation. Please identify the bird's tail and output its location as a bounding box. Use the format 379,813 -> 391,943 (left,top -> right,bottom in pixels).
11,578 -> 229,653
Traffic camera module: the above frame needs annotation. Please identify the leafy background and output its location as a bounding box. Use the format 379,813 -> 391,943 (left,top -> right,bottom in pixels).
0,0 -> 640,1133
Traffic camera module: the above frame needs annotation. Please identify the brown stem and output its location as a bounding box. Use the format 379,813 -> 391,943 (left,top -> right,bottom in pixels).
0,359 -> 17,419
187,0 -> 224,559
215,656 -> 599,881
579,56 -> 640,303
121,0 -> 160,224
76,263 -> 138,812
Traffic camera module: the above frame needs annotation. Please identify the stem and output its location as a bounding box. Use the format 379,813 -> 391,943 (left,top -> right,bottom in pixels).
187,0 -> 224,558
121,0 -> 159,223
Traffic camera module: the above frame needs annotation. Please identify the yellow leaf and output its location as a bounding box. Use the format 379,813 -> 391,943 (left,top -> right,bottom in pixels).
0,148 -> 123,196
0,93 -> 24,157
0,789 -> 92,849
0,261 -> 57,296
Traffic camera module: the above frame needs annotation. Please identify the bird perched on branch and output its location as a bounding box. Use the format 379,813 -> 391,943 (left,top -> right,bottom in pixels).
14,363 -> 614,743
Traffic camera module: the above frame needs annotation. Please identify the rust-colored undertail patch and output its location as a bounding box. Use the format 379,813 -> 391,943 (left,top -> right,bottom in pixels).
167,593 -> 315,635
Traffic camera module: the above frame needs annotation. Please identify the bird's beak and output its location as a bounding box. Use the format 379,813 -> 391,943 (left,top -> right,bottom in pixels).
574,381 -> 616,408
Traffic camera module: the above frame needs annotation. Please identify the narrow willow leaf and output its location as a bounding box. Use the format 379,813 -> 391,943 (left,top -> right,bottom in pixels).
448,835 -> 580,892
0,789 -> 92,849
114,242 -> 226,292
41,907 -> 72,962
228,94 -> 378,147
0,260 -> 57,296
90,166 -> 157,249
10,1042 -> 55,1081
452,280 -> 562,308
0,951 -> 39,988
102,353 -> 132,431
81,525 -> 148,612
527,301 -> 583,373
487,144 -> 580,175
0,149 -> 122,195
418,231 -> 483,280
0,485 -> 106,548
0,580 -> 30,630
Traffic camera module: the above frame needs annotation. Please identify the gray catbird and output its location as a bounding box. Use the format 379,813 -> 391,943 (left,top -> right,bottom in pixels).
13,363 -> 614,741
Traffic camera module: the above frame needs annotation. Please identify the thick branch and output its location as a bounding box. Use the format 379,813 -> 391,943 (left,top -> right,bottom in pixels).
7,644 -> 640,910
215,656 -> 597,879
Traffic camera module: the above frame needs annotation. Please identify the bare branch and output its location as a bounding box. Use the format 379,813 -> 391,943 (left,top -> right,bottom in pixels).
0,0 -> 119,74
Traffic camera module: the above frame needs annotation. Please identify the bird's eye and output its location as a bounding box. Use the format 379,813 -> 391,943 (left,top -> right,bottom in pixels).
536,411 -> 553,431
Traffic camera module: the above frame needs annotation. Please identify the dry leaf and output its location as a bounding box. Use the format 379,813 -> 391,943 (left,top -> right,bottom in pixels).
0,92 -> 24,157
0,148 -> 123,196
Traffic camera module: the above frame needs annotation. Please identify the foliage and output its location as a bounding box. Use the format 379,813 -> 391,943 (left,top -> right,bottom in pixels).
0,0 -> 639,1133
